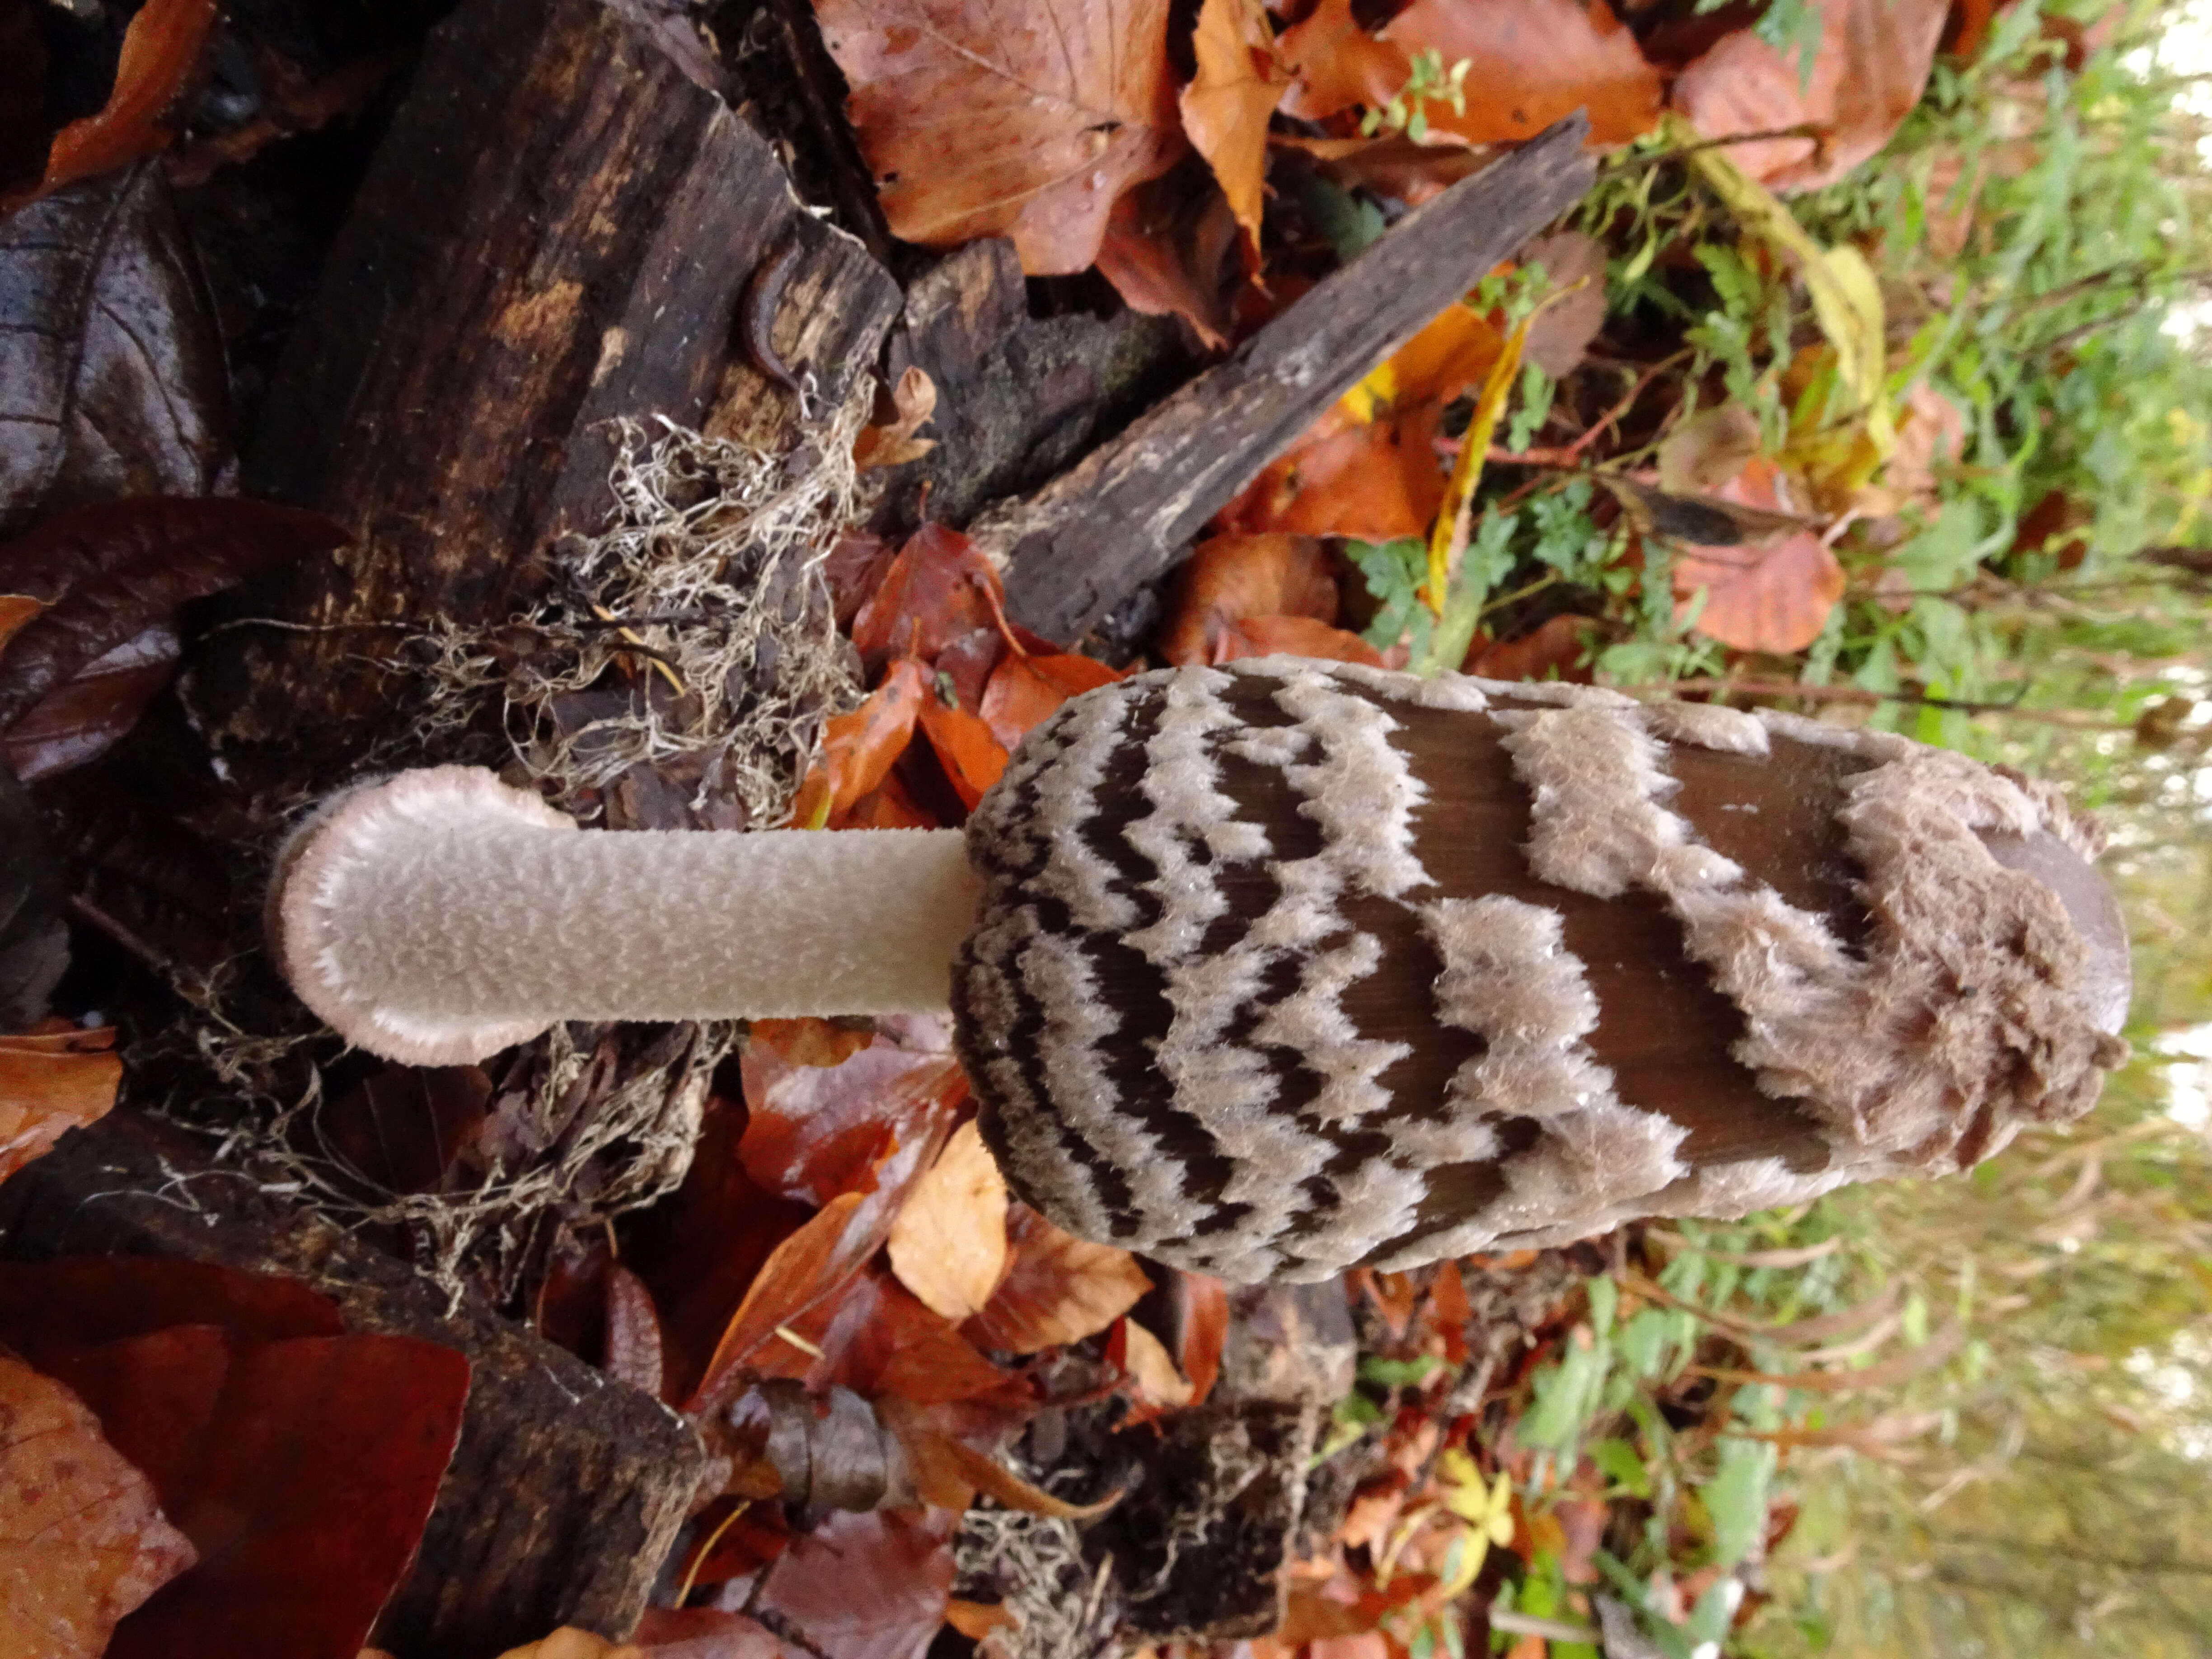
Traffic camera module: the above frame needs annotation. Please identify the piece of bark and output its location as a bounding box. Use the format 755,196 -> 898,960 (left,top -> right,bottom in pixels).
973,116 -> 1597,643
0,1111 -> 709,1659
872,240 -> 1192,535
198,0 -> 899,770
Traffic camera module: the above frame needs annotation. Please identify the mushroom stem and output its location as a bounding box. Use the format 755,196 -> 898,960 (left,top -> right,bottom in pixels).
272,767 -> 980,1066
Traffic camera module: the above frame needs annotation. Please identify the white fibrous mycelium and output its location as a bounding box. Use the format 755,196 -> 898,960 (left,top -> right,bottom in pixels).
273,657 -> 2132,1285
954,658 -> 2131,1281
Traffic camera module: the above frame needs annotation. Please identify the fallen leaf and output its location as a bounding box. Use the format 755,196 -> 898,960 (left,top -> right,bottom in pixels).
1175,1271 -> 1229,1406
740,1028 -> 964,1206
1516,230 -> 1607,379
0,1023 -> 121,1185
4,623 -> 178,782
888,1119 -> 1011,1322
1386,0 -> 1663,147
0,1350 -> 195,1659
630,1607 -> 789,1657
1214,614 -> 1386,665
1464,612 -> 1592,681
978,650 -> 1122,752
1657,404 -> 1764,496
722,1378 -> 906,1512
0,1257 -> 342,1360
0,497 -> 350,729
1672,0 -> 1951,192
945,1601 -> 1016,1640
830,1273 -> 1028,1406
815,0 -> 1187,275
1279,0 -> 1412,124
753,1509 -> 955,1659
917,690 -> 1010,808
1670,459 -> 1845,653
310,1063 -> 493,1199
1278,131 -> 1494,208
966,1201 -> 1152,1354
1181,0 -> 1290,258
5,0 -> 220,212
1094,164 -> 1240,351
1159,533 -> 1339,665
0,168 -> 230,530
788,657 -> 927,827
492,1631 -> 641,1659
849,523 -> 1006,676
1118,1318 -> 1195,1409
1875,380 -> 1966,507
38,1325 -> 469,1659
888,1405 -> 1119,1518
603,1265 -> 666,1401
750,1017 -> 878,1072
854,368 -> 939,470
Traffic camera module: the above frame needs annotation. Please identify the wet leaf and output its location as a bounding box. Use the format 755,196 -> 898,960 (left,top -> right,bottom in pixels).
1181,0 -> 1290,258
815,0 -> 1187,275
979,649 -> 1122,752
4,623 -> 178,783
1673,0 -> 1951,192
35,1324 -> 469,1659
0,497 -> 350,729
966,1202 -> 1152,1354
1214,614 -> 1386,665
849,523 -> 1006,676
916,693 -> 1009,809
740,1025 -> 961,1205
1668,460 -> 1845,654
788,657 -> 927,827
0,1022 -> 120,1185
888,1120 -> 1010,1323
0,167 -> 230,530
0,1349 -> 195,1659
1094,164 -> 1240,351
753,1509 -> 955,1659
5,0 -> 220,212
1159,533 -> 1339,665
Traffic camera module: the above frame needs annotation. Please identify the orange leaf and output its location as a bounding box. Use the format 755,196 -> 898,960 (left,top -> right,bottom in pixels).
1386,0 -> 1662,148
748,1017 -> 877,1071
916,694 -> 1009,810
790,657 -> 926,827
1464,613 -> 1593,682
827,1272 -> 1029,1406
1669,459 -> 1845,653
1672,0 -> 1950,192
0,596 -> 42,654
815,0 -> 1188,275
1181,0 -> 1290,258
1159,533 -> 1339,665
0,1024 -> 121,1186
844,768 -> 941,830
1214,614 -> 1385,666
887,1120 -> 1010,1323
1116,1318 -> 1195,1411
12,0 -> 219,210
0,1352 -> 194,1659
849,523 -> 1006,675
1280,0 -> 1412,123
979,650 -> 1121,751
966,1202 -> 1152,1354
1176,1271 -> 1230,1408
740,1026 -> 962,1206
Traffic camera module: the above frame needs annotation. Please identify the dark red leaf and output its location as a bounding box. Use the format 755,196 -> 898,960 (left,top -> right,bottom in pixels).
603,1265 -> 667,1401
824,1270 -> 1031,1407
739,1026 -> 961,1206
3,622 -> 178,781
0,497 -> 349,727
311,1063 -> 493,1197
0,1258 -> 341,1365
753,1509 -> 956,1659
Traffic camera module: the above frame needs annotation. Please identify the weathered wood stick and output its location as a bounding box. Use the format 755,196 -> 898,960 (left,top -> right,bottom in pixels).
975,114 -> 1597,644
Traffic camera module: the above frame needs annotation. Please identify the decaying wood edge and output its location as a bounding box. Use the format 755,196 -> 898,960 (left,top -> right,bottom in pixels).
973,114 -> 1599,644
0,1112 -> 708,1659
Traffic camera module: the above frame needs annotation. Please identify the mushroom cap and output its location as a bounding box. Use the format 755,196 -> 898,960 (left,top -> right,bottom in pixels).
269,767 -> 574,1065
952,659 -> 2131,1283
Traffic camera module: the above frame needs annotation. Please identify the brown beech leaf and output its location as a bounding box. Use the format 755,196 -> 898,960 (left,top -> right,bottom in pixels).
0,497 -> 350,730
0,168 -> 230,530
1276,132 -> 1493,209
788,656 -> 927,827
4,623 -> 178,783
1279,0 -> 1411,123
1114,1318 -> 1194,1410
750,1017 -> 878,1072
0,1350 -> 195,1659
1385,0 -> 1662,147
888,1120 -> 1010,1323
815,0 -> 1187,276
603,1265 -> 666,1401
1657,404 -> 1764,497
884,1401 -> 1118,1518
36,1324 -> 469,1659
854,367 -> 939,470
1175,1271 -> 1229,1407
916,693 -> 1009,809
5,0 -> 220,212
1672,0 -> 1951,192
1516,230 -> 1608,379
740,1024 -> 961,1205
0,1023 -> 121,1185
311,1063 -> 493,1199
827,1271 -> 1029,1406
1160,533 -> 1339,665
965,1201 -> 1152,1354
849,522 -> 1005,676
1669,461 -> 1845,654
979,649 -> 1121,752
1464,612 -> 1593,682
1181,0 -> 1290,257
1095,164 -> 1240,351
753,1508 -> 956,1659
1214,614 -> 1385,665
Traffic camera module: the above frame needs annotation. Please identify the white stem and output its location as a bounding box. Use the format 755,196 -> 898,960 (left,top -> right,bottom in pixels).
272,768 -> 982,1065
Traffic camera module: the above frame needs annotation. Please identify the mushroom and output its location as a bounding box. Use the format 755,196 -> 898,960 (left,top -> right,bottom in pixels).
272,659 -> 2132,1283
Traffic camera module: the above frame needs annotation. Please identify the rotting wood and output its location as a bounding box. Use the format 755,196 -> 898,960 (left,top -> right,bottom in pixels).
196,0 -> 900,775
0,1111 -> 708,1659
970,115 -> 1598,645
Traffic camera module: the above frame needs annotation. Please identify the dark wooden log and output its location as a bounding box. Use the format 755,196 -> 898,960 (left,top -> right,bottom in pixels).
199,0 -> 900,769
0,1112 -> 709,1659
972,116 -> 1598,644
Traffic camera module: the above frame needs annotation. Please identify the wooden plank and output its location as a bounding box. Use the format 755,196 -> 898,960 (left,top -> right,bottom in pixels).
972,116 -> 1598,643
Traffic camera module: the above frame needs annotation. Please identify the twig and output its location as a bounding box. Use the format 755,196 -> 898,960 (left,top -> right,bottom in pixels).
1616,675 -> 2132,729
